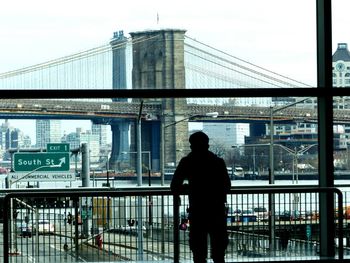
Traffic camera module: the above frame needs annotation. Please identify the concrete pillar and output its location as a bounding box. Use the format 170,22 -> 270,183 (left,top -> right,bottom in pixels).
109,120 -> 130,170
109,30 -> 132,171
110,30 -> 129,100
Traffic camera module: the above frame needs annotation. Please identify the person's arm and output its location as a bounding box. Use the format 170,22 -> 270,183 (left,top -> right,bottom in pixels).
220,158 -> 231,193
170,158 -> 187,194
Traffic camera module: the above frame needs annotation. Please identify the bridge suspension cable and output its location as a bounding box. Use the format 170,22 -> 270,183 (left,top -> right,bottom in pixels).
0,34 -> 161,90
0,32 -> 311,92
0,34 -> 161,80
184,35 -> 312,88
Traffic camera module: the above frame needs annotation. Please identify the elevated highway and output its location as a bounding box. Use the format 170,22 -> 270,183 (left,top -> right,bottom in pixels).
0,99 -> 349,124
2,98 -> 349,172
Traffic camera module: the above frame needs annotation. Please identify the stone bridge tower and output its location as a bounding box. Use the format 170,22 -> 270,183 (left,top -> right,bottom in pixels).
107,31 -> 131,170
130,29 -> 188,169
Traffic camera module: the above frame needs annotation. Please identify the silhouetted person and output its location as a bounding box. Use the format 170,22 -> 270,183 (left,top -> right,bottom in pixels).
171,131 -> 231,263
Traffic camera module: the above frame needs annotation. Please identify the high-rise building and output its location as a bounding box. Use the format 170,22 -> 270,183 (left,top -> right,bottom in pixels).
92,124 -> 108,147
63,128 -> 100,163
0,120 -> 9,151
36,120 -> 61,148
80,132 -> 100,163
203,123 -> 249,148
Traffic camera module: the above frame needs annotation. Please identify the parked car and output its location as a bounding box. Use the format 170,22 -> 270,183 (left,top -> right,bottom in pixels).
17,223 -> 32,238
35,220 -> 55,234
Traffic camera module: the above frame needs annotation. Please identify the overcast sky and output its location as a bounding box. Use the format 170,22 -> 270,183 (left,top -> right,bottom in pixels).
0,0 -> 349,141
1,0 -> 348,84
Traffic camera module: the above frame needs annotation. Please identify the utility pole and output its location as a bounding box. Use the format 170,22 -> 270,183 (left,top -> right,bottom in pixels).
81,143 -> 90,238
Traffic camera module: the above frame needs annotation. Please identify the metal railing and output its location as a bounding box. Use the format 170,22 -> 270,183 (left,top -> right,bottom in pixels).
1,186 -> 345,262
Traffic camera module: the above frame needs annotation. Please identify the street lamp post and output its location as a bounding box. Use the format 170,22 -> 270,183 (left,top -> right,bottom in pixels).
136,100 -> 144,260
274,143 -> 318,214
269,98 -> 311,183
275,144 -> 318,184
268,98 -> 311,253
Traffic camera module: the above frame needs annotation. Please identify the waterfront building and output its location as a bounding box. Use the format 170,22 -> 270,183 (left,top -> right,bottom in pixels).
333,43 -> 350,88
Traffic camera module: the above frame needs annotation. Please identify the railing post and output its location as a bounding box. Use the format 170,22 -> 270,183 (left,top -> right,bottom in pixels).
173,194 -> 180,263
336,188 -> 344,260
3,195 -> 10,263
74,198 -> 79,258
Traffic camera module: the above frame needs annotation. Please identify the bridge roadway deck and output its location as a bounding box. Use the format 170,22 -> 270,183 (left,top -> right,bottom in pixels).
0,98 -> 349,123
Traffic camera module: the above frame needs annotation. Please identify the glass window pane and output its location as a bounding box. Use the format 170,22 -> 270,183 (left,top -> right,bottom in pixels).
0,1 -> 316,90
333,1 -> 350,88
1,96 -> 321,187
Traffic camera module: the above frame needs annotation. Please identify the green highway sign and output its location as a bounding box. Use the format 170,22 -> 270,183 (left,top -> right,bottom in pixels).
47,143 -> 70,152
13,152 -> 70,172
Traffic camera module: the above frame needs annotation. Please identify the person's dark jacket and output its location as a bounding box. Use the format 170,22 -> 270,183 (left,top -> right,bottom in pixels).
171,150 -> 231,216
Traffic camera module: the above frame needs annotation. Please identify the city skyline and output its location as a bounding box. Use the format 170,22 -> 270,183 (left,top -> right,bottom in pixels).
1,119 -> 109,146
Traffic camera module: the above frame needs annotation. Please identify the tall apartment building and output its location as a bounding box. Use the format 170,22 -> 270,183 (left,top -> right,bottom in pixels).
36,120 -> 61,148
0,121 -> 9,151
92,123 -> 108,147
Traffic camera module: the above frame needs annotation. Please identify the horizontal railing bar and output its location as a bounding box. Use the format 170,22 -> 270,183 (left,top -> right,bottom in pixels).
0,185 -> 344,197
2,186 -> 344,262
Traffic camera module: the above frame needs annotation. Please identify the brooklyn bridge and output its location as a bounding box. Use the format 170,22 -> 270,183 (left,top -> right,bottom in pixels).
0,29 -> 344,172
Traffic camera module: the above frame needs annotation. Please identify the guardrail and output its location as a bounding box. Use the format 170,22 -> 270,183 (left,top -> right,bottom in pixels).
0,186 -> 345,263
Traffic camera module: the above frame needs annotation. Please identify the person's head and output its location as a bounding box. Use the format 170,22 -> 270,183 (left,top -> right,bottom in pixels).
189,131 -> 209,152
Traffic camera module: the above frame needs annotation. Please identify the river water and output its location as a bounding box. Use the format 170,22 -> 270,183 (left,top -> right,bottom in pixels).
4,176 -> 350,217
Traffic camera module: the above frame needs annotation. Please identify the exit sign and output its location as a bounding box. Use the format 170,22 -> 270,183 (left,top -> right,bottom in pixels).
13,152 -> 70,172
47,143 -> 70,152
